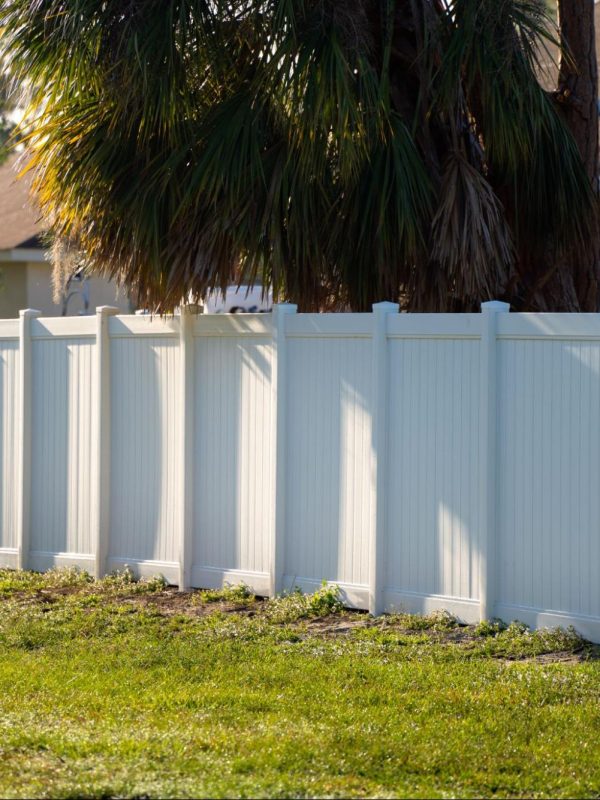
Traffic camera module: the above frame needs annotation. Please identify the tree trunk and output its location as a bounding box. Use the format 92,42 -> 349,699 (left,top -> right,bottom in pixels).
558,0 -> 598,181
555,0 -> 600,310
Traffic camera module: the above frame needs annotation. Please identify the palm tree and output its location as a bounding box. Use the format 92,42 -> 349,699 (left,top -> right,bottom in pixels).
1,0 -> 597,312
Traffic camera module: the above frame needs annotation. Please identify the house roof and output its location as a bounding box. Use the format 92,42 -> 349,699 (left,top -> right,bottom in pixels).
0,153 -> 44,251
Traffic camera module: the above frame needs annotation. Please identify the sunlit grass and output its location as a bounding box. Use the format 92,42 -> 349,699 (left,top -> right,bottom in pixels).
0,568 -> 599,798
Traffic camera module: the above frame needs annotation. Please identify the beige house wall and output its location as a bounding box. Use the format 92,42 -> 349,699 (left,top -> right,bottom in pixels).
0,259 -> 132,318
0,261 -> 27,318
26,261 -> 132,317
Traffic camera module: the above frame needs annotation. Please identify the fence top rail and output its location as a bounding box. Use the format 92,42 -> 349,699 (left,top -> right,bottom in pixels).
386,313 -> 481,338
4,308 -> 600,344
32,317 -> 96,339
0,320 -> 19,339
108,315 -> 179,338
497,313 -> 600,339
286,313 -> 371,337
192,314 -> 272,338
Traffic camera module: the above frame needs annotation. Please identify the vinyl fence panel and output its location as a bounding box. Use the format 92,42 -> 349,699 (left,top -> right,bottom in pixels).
29,328 -> 97,568
285,323 -> 374,605
192,324 -> 274,594
385,335 -> 482,619
2,304 -> 600,642
0,322 -> 19,558
108,319 -> 181,581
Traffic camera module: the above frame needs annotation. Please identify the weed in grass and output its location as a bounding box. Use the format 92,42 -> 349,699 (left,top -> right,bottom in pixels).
274,626 -> 303,643
307,582 -> 344,616
477,623 -> 587,659
136,574 -> 168,593
72,593 -> 103,608
385,609 -> 458,632
0,567 -> 171,602
352,626 -> 431,649
102,566 -> 137,587
197,583 -> 255,605
0,567 -> 93,596
100,568 -> 168,594
474,618 -> 506,637
265,583 -> 343,623
505,620 -> 530,636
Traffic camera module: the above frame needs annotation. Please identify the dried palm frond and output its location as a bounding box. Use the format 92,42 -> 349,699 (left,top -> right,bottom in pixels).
48,236 -> 89,306
431,151 -> 514,303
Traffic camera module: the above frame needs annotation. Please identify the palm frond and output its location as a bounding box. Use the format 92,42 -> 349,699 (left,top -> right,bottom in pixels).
328,113 -> 433,310
431,151 -> 514,303
434,0 -> 596,256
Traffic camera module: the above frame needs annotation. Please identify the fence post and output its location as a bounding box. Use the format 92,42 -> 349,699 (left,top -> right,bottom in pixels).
16,309 -> 41,571
269,302 -> 297,597
480,300 -> 509,621
370,301 -> 399,615
178,306 -> 195,590
94,306 -> 119,580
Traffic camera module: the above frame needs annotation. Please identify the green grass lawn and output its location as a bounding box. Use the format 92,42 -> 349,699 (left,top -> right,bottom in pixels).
1,569 -> 600,799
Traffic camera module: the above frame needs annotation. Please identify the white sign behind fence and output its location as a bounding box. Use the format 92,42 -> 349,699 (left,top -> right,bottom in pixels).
1,303 -> 600,640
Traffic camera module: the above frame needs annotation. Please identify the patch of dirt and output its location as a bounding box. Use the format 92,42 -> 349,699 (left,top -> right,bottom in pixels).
2,585 -> 269,618
121,589 -> 268,618
305,614 -> 480,641
431,628 -> 479,646
500,646 -> 600,664
305,611 -> 370,636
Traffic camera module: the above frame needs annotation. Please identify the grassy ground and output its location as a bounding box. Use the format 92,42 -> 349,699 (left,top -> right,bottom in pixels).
1,569 -> 600,798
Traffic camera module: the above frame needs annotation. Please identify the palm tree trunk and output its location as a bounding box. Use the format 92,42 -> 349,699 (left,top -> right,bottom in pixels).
554,0 -> 600,310
557,0 -> 598,180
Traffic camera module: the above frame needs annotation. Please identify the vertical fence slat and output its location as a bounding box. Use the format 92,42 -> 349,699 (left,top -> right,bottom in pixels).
370,301 -> 399,615
17,309 -> 41,571
269,303 -> 297,597
479,300 -> 509,621
179,307 -> 195,590
94,306 -> 118,579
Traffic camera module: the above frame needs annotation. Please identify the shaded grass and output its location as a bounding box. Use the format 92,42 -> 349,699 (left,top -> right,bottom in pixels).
0,568 -> 599,798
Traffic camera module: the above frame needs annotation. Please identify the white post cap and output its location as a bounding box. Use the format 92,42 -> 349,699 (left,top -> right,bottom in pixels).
481,300 -> 510,313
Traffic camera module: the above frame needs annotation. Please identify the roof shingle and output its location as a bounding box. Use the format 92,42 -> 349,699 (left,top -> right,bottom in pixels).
0,153 -> 43,251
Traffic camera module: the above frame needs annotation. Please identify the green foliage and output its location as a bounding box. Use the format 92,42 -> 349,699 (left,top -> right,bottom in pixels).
0,567 -> 167,599
386,609 -> 459,632
101,568 -> 168,594
265,582 -> 343,623
306,581 -> 344,616
476,622 -> 586,659
197,583 -> 254,605
474,618 -> 507,637
0,566 -> 93,596
0,0 -> 596,312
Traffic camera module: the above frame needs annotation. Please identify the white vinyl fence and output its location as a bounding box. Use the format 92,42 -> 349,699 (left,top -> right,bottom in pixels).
2,302 -> 600,640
